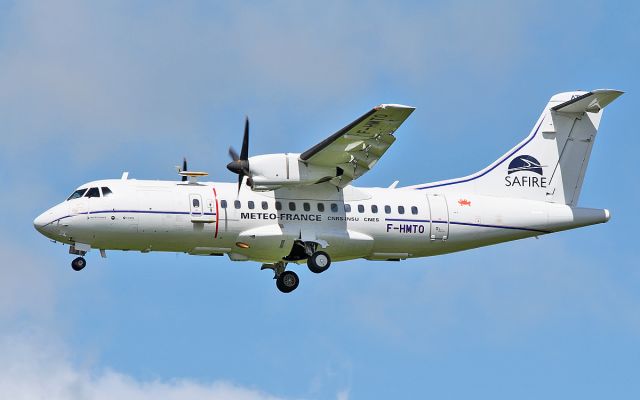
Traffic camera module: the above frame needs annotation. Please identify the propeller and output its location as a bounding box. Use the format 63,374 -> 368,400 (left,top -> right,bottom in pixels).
227,117 -> 252,193
181,157 -> 188,182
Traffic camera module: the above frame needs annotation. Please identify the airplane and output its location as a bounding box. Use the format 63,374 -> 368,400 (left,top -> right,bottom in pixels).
34,89 -> 622,293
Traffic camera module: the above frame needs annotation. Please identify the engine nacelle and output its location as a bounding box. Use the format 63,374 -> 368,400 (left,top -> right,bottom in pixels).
248,153 -> 336,191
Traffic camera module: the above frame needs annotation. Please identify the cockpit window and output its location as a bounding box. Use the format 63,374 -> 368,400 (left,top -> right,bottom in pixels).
67,188 -> 87,200
85,187 -> 100,198
101,187 -> 112,197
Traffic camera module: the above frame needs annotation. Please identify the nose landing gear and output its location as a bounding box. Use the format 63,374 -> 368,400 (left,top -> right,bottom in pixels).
71,256 -> 86,271
69,243 -> 90,271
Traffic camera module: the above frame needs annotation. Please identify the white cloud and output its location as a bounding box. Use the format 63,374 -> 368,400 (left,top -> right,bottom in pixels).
336,389 -> 350,400
0,333 -> 285,400
0,233 -> 357,400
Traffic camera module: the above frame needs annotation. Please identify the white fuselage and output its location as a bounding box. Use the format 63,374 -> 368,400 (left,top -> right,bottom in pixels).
34,178 -> 609,264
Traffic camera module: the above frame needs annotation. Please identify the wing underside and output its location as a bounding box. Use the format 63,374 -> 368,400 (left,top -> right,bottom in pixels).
300,104 -> 415,187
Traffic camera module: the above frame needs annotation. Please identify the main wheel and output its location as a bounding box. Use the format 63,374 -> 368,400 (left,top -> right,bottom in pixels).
307,251 -> 331,274
276,270 -> 299,293
71,257 -> 86,271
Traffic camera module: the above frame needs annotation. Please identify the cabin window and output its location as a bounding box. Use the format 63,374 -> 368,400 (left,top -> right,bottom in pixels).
85,187 -> 100,198
357,204 -> 364,213
193,198 -> 200,208
67,188 -> 87,201
344,204 -> 351,212
275,201 -> 282,211
371,205 -> 378,213
100,187 -> 112,197
220,200 -> 227,209
411,206 -> 418,215
317,203 -> 325,212
248,201 -> 255,209
398,206 -> 405,214
262,201 -> 268,210
303,202 -> 310,211
234,200 -> 241,209
289,202 -> 296,211
330,203 -> 338,212
384,205 -> 391,214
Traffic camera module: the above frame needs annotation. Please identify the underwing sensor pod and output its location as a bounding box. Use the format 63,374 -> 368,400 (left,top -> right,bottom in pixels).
34,90 -> 622,293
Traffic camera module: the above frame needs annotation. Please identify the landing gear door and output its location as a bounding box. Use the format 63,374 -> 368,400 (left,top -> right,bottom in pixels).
427,194 -> 449,241
189,194 -> 203,217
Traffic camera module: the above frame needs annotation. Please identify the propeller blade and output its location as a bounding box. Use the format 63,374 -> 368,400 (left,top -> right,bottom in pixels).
228,147 -> 239,162
181,157 -> 188,182
240,117 -> 249,161
237,173 -> 244,194
228,116 -> 252,193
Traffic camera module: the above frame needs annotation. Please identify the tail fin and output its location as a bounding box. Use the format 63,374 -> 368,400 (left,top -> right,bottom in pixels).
412,89 -> 623,205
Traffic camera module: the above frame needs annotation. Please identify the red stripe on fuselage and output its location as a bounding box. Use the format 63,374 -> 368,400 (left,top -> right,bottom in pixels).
213,186 -> 219,239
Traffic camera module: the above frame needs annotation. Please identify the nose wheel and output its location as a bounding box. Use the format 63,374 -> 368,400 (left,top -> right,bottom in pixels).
71,256 -> 86,271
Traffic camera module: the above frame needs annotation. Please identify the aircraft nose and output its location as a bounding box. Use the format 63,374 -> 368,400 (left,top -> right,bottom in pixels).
33,211 -> 51,234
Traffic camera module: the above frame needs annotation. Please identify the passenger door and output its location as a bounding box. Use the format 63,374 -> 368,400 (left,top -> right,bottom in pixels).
427,194 -> 449,240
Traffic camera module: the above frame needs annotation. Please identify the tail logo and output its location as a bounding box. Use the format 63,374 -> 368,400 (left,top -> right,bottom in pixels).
505,155 -> 548,188
508,155 -> 544,175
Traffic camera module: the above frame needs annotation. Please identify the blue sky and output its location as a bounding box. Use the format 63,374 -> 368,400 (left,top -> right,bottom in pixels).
1,1 -> 639,398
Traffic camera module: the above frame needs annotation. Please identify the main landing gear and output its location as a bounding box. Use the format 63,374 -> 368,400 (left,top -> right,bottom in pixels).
307,251 -> 331,274
276,270 -> 299,293
284,241 -> 333,275
263,245 -> 333,293
261,261 -> 300,293
71,256 -> 86,271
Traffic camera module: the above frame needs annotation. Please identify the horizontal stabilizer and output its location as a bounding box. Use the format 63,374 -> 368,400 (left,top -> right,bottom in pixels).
551,89 -> 623,113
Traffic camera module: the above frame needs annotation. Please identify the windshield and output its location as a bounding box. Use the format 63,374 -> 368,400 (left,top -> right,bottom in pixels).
67,188 -> 87,201
86,187 -> 100,198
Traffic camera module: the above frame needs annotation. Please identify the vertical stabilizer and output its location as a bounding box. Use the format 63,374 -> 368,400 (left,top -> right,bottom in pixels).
411,89 -> 623,206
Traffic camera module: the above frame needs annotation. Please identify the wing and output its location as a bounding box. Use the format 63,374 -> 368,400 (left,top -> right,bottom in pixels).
299,104 -> 415,187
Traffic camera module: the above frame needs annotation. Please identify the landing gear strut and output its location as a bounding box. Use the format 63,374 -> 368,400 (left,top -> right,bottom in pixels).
71,256 -> 86,271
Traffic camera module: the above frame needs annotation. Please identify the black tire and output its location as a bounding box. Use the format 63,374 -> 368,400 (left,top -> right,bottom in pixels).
276,270 -> 299,293
71,257 -> 86,271
307,251 -> 331,274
